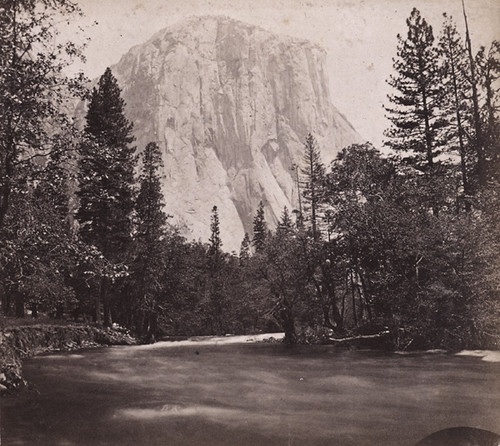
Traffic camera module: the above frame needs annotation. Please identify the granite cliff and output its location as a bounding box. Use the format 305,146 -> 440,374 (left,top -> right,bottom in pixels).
111,16 -> 362,251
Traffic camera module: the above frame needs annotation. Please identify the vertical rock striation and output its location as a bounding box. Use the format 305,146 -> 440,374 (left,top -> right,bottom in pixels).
112,16 -> 362,251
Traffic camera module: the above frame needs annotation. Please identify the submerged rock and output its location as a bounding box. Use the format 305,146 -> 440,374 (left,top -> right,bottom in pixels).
415,427 -> 500,446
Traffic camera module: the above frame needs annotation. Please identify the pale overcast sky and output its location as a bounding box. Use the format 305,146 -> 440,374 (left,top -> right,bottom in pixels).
68,0 -> 500,147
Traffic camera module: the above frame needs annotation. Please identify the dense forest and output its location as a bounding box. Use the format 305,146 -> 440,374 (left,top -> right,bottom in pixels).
0,1 -> 499,350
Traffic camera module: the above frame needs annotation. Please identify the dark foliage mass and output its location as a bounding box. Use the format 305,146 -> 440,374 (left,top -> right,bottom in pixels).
0,3 -> 499,349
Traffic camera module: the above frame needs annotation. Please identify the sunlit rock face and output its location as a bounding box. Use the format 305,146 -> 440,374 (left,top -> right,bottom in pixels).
112,15 -> 362,251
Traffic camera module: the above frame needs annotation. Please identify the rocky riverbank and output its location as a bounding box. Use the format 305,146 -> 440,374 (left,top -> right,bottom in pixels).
0,324 -> 136,392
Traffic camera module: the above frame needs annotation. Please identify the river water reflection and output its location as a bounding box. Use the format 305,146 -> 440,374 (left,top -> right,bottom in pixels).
2,335 -> 500,445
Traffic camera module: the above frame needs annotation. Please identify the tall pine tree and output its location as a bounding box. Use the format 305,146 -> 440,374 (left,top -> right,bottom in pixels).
476,41 -> 500,184
207,205 -> 225,334
239,232 -> 251,265
461,0 -> 487,186
438,14 -> 473,202
278,206 -> 293,234
131,142 -> 168,339
252,201 -> 267,253
301,133 -> 325,240
77,67 -> 136,326
385,8 -> 446,170
135,142 -> 167,243
208,205 -> 222,258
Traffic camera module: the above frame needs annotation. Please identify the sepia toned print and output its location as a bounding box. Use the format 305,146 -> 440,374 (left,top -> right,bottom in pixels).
1,1 -> 499,444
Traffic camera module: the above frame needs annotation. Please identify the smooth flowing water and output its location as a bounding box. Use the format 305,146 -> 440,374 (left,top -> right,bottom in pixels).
2,335 -> 500,446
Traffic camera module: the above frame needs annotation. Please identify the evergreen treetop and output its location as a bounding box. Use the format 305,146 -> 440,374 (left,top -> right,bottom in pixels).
208,205 -> 222,256
77,68 -> 136,260
301,133 -> 325,240
476,41 -> 500,184
85,68 -> 134,148
437,14 -> 473,199
278,206 -> 293,234
252,201 -> 267,253
384,8 -> 446,170
239,232 -> 251,264
136,142 -> 168,244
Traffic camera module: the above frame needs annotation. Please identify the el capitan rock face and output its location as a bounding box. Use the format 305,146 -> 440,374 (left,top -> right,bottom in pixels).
112,15 -> 362,251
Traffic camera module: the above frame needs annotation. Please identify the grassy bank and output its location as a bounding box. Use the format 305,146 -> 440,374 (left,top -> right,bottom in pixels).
0,318 -> 137,392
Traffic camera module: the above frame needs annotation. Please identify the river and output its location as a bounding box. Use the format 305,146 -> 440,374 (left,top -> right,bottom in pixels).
2,335 -> 500,445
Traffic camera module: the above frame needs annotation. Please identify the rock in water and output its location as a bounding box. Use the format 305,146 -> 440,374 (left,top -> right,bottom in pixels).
415,427 -> 500,446
112,15 -> 362,251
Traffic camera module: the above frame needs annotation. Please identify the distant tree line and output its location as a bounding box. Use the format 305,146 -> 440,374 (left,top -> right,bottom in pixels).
0,2 -> 498,349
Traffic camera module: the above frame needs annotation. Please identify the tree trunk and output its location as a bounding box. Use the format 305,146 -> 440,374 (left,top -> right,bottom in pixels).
1,288 -> 12,315
325,281 -> 344,334
445,25 -> 471,209
95,281 -> 102,326
101,278 -> 112,327
55,304 -> 64,319
351,271 -> 358,326
15,291 -> 25,318
280,298 -> 296,344
421,84 -> 434,169
357,268 -> 373,321
147,312 -> 158,343
463,0 -> 486,186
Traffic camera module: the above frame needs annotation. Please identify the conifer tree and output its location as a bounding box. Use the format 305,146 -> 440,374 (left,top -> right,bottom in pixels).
208,205 -> 222,258
135,142 -> 167,243
385,8 -> 446,170
132,142 -> 168,339
278,206 -> 293,234
78,68 -> 135,254
301,133 -> 325,240
438,14 -> 473,201
77,67 -> 136,326
461,0 -> 487,186
239,232 -> 251,265
207,205 -> 225,334
476,41 -> 500,183
252,201 -> 267,253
